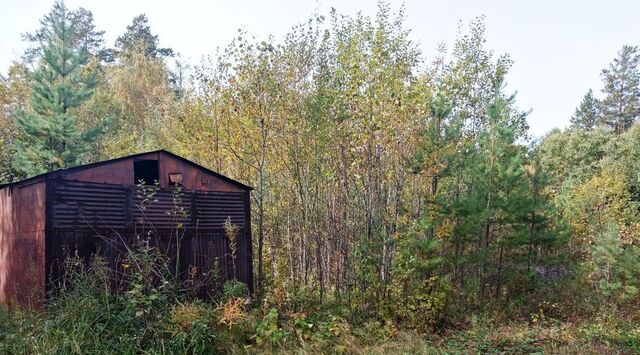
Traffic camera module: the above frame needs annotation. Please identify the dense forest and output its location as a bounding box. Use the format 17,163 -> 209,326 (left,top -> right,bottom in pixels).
1,2 -> 639,353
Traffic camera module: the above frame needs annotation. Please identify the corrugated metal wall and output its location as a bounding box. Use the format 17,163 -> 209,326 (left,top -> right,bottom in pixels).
192,192 -> 246,229
53,181 -> 128,229
48,179 -> 252,295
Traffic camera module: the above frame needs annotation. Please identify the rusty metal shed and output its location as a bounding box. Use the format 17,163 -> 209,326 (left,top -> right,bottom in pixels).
0,150 -> 253,309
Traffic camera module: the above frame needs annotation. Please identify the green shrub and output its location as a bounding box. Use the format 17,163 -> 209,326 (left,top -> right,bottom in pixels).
223,280 -> 249,300
166,302 -> 217,353
253,308 -> 288,348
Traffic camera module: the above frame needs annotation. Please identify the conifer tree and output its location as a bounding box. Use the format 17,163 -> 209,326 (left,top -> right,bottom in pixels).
115,14 -> 173,58
471,93 -> 528,301
22,2 -> 107,63
14,2 -> 107,176
601,45 -> 640,135
570,89 -> 601,130
520,154 -> 566,280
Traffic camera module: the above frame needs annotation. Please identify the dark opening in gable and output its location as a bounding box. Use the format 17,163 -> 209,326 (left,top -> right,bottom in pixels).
134,160 -> 159,185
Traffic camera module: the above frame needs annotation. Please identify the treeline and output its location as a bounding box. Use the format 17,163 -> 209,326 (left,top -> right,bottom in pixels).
1,0 -> 639,328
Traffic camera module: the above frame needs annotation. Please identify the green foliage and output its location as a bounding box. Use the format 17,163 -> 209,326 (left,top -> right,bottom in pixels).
537,127 -> 611,186
392,277 -> 449,330
571,88 -> 602,130
389,217 -> 450,329
601,45 -> 640,134
13,1 -> 108,176
223,280 -> 250,300
115,14 -> 173,58
166,302 -> 217,353
538,122 -> 640,311
589,221 -> 640,304
253,308 -> 287,347
122,239 -> 174,320
21,1 -> 108,63
83,42 -> 175,159
0,244 -> 636,354
580,320 -> 640,353
0,69 -> 23,182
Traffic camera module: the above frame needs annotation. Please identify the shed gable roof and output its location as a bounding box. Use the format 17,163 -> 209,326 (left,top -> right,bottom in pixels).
0,150 -> 253,190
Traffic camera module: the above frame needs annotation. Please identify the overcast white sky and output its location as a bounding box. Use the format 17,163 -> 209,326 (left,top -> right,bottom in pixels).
1,0 -> 639,137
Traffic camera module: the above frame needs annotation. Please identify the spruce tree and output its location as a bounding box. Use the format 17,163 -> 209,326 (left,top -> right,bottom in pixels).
601,45 -> 640,135
14,2 -> 107,176
570,89 -> 601,130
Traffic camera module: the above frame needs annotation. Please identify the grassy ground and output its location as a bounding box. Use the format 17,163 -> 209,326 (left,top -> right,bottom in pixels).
1,305 -> 638,354
359,323 -> 635,354
284,320 -> 639,355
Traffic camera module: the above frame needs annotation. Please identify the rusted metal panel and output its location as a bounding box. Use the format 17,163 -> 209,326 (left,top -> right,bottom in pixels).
52,181 -> 128,230
158,151 -> 247,192
51,181 -> 246,232
132,189 -> 192,230
47,230 -> 254,298
190,232 -> 228,295
63,152 -> 158,185
61,150 -> 251,192
46,180 -> 252,297
0,181 -> 47,309
193,192 -> 246,229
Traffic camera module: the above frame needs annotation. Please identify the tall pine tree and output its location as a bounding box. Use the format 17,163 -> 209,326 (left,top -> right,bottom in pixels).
570,89 -> 601,130
14,2 -> 107,176
471,93 -> 528,302
601,45 -> 640,135
22,2 -> 107,63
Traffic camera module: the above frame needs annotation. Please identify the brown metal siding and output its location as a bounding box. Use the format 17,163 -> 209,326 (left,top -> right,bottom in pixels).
190,232 -> 229,294
52,181 -> 128,230
63,152 -> 157,186
131,190 -> 245,230
51,180 -> 246,231
132,189 -> 192,230
158,151 -> 246,192
192,192 -> 246,229
46,178 -> 252,298
0,181 -> 47,309
63,152 -> 246,192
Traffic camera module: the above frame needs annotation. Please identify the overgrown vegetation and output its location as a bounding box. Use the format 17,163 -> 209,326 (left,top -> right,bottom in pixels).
1,1 -> 640,353
1,251 -> 639,354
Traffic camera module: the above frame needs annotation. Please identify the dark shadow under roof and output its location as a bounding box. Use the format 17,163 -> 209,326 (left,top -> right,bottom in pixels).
0,149 -> 253,190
